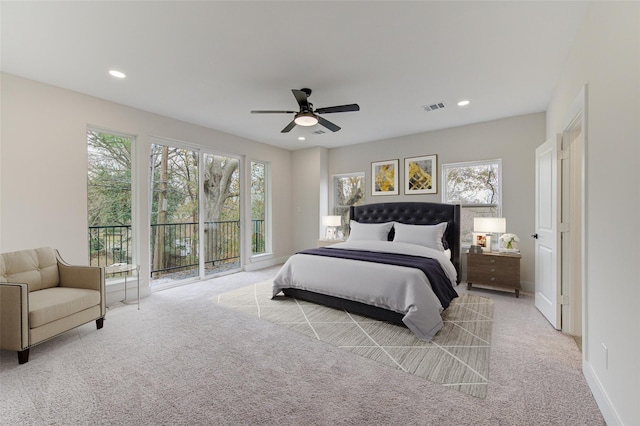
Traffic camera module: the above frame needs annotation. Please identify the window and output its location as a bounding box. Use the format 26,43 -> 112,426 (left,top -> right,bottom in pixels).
87,129 -> 133,269
442,159 -> 502,245
332,172 -> 365,236
251,161 -> 269,255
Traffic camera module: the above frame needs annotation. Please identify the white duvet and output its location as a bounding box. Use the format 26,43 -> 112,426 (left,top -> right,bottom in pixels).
272,240 -> 458,341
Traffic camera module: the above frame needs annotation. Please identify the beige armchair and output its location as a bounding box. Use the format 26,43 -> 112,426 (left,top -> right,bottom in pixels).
0,247 -> 105,364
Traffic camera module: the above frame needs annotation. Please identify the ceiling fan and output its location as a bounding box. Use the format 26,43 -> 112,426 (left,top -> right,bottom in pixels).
251,88 -> 360,133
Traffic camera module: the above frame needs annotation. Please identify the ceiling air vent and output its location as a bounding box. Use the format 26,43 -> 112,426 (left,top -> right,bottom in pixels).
312,129 -> 326,135
422,102 -> 446,112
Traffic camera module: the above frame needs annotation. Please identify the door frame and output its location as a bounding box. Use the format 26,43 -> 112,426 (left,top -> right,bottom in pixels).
560,86 -> 587,349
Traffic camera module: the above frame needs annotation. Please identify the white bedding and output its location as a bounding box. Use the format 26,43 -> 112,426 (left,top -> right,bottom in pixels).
272,240 -> 458,341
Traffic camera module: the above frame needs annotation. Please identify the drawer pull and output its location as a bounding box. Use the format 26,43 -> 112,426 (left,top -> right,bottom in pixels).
489,259 -> 496,263
490,268 -> 496,272
490,277 -> 495,281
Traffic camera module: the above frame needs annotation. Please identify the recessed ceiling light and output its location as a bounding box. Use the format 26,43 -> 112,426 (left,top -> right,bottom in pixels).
108,70 -> 126,79
457,100 -> 470,106
298,136 -> 306,141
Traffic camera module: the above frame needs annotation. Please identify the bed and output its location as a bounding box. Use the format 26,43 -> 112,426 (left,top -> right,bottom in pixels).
272,202 -> 461,341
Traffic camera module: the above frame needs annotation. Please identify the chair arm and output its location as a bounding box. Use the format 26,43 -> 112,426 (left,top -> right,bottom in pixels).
0,282 -> 29,351
57,262 -> 105,291
56,251 -> 106,317
56,251 -> 105,292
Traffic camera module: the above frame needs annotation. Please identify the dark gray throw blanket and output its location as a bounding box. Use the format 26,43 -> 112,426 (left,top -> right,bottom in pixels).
297,247 -> 458,309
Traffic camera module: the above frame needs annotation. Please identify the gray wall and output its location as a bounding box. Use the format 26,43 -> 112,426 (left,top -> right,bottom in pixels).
291,147 -> 328,252
545,2 -> 639,424
321,112 -> 545,291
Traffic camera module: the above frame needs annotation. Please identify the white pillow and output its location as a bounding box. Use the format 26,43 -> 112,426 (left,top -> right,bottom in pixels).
347,220 -> 394,241
393,222 -> 447,251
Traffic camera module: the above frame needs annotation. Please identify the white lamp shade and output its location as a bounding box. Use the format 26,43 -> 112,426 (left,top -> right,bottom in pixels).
294,112 -> 319,126
474,217 -> 506,233
322,215 -> 342,227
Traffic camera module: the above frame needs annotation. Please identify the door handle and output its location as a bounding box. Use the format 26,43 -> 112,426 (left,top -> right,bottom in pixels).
531,233 -> 539,239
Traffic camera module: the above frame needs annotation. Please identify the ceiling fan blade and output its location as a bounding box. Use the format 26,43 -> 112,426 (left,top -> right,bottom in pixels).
292,89 -> 310,110
317,116 -> 341,132
281,120 -> 297,133
315,103 -> 360,114
251,110 -> 296,114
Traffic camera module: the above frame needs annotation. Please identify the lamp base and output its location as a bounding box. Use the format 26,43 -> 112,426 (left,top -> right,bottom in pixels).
325,227 -> 337,240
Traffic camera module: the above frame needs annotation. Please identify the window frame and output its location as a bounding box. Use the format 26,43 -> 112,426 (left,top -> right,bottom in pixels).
442,159 -> 503,246
249,160 -> 271,257
86,127 -> 136,278
331,172 -> 366,237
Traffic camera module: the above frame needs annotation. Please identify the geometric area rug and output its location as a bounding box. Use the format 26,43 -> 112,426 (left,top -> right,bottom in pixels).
215,280 -> 494,398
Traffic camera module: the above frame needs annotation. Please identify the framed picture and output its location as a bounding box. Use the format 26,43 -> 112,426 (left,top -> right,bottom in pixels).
371,159 -> 399,196
405,154 -> 437,194
472,233 -> 492,252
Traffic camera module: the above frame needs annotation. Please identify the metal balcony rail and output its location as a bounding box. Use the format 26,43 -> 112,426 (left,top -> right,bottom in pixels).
89,220 -> 265,278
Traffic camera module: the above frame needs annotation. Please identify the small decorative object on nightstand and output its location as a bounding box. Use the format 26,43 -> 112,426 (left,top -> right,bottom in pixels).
466,251 -> 521,297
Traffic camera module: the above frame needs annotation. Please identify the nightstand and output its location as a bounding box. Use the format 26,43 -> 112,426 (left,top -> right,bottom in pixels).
317,239 -> 345,247
466,251 -> 521,297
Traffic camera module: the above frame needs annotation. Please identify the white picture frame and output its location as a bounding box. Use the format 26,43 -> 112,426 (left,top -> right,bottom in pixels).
405,154 -> 437,194
371,159 -> 399,196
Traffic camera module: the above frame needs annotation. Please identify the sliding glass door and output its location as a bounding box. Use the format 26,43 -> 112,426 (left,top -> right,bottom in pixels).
149,143 -> 200,285
202,153 -> 241,277
149,142 -> 242,286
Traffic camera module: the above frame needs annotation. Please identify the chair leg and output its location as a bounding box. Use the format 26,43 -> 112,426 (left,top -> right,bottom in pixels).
18,349 -> 29,364
96,317 -> 104,329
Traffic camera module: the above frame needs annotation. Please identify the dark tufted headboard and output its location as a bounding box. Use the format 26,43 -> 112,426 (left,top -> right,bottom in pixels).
349,202 -> 461,283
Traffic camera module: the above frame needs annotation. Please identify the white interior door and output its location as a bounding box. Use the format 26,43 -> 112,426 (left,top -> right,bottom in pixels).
534,135 -> 561,329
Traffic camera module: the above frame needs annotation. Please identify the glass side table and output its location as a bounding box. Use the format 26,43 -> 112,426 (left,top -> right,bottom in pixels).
105,263 -> 141,310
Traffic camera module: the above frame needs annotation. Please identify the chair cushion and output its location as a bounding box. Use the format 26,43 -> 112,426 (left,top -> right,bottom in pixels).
28,287 -> 101,328
0,247 -> 59,291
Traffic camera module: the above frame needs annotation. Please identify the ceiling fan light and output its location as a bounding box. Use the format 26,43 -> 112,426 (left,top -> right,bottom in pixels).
294,112 -> 318,126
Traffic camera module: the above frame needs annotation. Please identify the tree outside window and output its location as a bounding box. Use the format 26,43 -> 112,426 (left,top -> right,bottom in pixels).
442,160 -> 502,245
251,161 -> 268,255
87,130 -> 133,267
332,173 -> 365,237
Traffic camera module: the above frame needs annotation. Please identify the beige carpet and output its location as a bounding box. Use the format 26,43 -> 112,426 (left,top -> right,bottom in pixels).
216,280 -> 494,398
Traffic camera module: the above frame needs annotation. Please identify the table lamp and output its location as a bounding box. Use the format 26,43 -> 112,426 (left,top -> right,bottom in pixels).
473,217 -> 506,252
322,215 -> 342,240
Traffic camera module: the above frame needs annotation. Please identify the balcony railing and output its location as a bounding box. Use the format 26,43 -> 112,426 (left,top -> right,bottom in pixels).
89,220 -> 265,278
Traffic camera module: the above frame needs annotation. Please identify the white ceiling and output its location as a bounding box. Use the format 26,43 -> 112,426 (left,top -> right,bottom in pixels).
1,1 -> 589,151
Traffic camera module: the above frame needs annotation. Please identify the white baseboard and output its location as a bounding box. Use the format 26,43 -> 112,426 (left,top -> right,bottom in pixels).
583,360 -> 622,425
244,255 -> 288,271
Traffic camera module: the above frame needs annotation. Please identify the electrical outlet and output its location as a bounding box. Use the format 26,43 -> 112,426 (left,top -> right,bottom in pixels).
601,343 -> 608,369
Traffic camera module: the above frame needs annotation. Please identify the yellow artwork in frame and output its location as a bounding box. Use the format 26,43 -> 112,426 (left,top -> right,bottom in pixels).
405,154 -> 437,194
371,159 -> 399,196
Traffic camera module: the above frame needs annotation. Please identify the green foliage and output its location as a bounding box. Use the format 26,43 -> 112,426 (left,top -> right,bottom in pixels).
251,162 -> 265,220
87,131 -> 132,226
